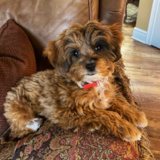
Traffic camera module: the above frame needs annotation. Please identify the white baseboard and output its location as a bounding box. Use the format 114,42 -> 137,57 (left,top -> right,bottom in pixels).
132,27 -> 147,44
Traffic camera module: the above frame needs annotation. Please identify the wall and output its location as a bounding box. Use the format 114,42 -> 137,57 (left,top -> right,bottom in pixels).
136,0 -> 153,31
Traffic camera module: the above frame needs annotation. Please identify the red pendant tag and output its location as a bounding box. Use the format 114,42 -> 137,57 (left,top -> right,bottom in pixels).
83,82 -> 98,89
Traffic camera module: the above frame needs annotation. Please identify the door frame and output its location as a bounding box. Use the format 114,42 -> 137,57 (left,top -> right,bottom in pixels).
146,0 -> 160,45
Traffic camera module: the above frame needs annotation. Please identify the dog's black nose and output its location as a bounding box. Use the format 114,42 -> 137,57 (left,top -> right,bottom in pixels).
86,60 -> 96,71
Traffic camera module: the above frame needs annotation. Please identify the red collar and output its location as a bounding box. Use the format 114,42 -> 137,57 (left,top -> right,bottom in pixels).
82,77 -> 108,90
83,82 -> 98,89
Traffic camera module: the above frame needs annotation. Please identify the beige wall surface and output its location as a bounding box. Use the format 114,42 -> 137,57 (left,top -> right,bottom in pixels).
136,0 -> 153,31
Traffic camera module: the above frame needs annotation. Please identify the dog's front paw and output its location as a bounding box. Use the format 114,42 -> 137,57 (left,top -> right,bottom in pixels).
120,123 -> 142,142
26,118 -> 43,131
136,111 -> 148,128
123,127 -> 141,142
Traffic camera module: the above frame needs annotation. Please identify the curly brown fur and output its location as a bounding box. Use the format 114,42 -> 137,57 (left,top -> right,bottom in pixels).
4,21 -> 148,141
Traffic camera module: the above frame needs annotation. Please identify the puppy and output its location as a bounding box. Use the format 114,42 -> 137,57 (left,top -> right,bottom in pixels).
4,21 -> 148,141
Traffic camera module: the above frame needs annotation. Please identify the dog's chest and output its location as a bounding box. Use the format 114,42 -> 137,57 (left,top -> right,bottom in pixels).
38,73 -> 111,112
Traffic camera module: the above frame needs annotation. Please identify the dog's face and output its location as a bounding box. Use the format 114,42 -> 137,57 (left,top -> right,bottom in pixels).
44,21 -> 123,88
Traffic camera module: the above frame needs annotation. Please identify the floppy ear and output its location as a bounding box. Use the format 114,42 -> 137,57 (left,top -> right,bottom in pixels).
43,41 -> 57,67
109,24 -> 124,62
43,41 -> 70,73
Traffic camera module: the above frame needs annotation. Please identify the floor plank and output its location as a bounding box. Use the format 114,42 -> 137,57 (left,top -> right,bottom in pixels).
122,23 -> 160,160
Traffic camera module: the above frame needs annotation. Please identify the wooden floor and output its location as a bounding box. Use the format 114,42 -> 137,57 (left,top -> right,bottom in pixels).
122,23 -> 160,160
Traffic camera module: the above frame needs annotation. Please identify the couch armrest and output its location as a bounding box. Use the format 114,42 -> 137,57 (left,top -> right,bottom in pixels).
99,0 -> 126,26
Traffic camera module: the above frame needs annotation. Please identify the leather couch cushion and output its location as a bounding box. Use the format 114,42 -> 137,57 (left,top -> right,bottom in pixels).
99,0 -> 126,26
0,19 -> 37,135
0,0 -> 99,71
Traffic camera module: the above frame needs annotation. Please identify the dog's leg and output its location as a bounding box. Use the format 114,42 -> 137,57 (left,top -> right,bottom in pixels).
114,60 -> 136,106
60,109 -> 141,142
110,95 -> 148,128
4,92 -> 42,138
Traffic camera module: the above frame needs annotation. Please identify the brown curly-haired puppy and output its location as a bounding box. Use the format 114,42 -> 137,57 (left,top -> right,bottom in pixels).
4,21 -> 148,141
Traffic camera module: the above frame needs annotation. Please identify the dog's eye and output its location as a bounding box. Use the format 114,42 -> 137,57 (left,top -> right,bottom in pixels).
95,45 -> 101,51
73,50 -> 80,57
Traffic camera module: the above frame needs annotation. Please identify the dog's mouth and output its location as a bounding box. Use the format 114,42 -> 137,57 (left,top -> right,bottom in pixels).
86,73 -> 95,76
77,72 -> 97,88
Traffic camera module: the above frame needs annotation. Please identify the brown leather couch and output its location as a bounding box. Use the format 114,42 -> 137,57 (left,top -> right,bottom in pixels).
0,0 -> 126,71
